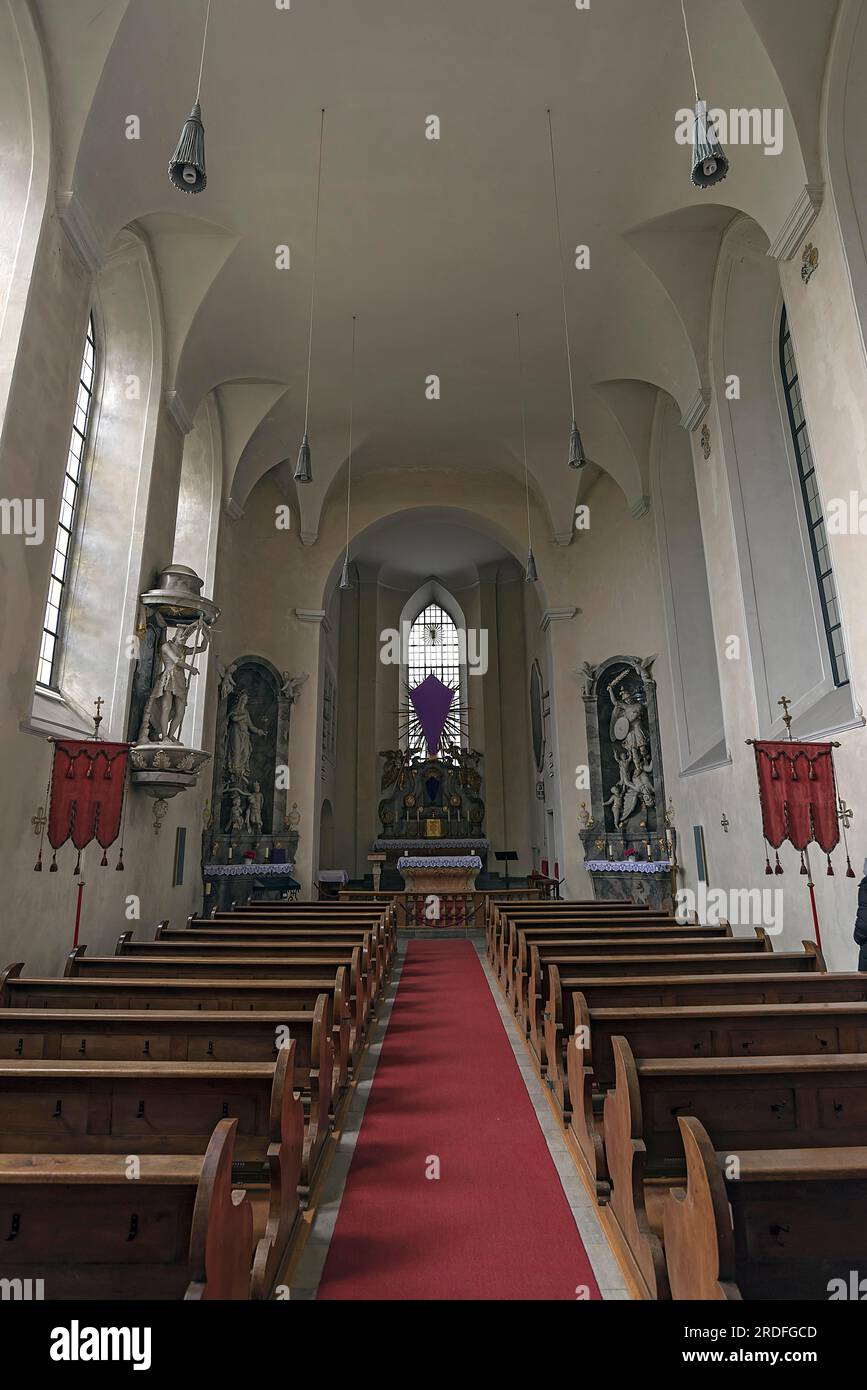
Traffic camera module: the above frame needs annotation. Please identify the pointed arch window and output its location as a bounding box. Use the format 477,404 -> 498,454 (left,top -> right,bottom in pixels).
37,314 -> 97,688
779,306 -> 848,688
405,602 -> 462,755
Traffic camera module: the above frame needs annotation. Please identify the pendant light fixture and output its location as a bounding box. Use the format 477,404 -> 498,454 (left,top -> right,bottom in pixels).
339,316 -> 357,591
168,0 -> 212,193
681,0 -> 729,189
546,109 -> 586,471
295,108 -> 326,484
515,313 -> 538,584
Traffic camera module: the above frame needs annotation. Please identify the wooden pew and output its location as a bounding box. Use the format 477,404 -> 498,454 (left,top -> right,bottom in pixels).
0,1117 -> 253,1300
119,931 -> 383,1008
602,1038 -> 867,1299
500,917 -> 716,995
67,947 -> 368,1066
194,911 -> 397,967
526,942 -> 822,1069
663,1116 -> 867,1301
514,925 -> 748,1031
0,1046 -> 304,1295
209,903 -> 397,956
0,997 -> 333,1201
171,921 -> 393,979
491,909 -> 674,978
0,964 -> 352,1101
541,950 -> 854,1090
565,994 -> 867,1198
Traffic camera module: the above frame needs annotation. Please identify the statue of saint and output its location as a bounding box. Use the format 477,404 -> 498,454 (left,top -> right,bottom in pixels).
139,619 -> 209,744
226,691 -> 266,786
246,781 -> 264,834
607,672 -> 650,763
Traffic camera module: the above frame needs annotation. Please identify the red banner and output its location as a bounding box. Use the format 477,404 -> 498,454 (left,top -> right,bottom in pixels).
47,741 -> 131,855
752,741 -> 840,853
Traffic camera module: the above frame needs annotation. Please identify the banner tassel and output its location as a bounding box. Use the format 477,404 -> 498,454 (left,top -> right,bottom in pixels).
774,850 -> 784,875
100,848 -> 108,867
826,854 -> 834,876
73,849 -> 81,875
799,850 -> 808,875
49,851 -> 58,873
847,855 -> 857,879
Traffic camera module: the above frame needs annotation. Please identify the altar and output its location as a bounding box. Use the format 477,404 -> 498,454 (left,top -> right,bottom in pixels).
397,854 -> 482,895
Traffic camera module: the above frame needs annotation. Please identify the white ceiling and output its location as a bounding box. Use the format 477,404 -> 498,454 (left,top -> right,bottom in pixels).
35,0 -> 836,539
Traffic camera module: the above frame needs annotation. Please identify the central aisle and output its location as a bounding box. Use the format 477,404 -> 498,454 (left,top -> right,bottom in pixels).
316,940 -> 601,1300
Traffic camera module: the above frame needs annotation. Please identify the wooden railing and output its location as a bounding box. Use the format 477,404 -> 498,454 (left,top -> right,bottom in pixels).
336,885 -> 554,928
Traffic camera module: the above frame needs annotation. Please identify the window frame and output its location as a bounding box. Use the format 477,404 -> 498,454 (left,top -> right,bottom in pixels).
37,313 -> 98,690
778,304 -> 848,689
405,601 -> 463,757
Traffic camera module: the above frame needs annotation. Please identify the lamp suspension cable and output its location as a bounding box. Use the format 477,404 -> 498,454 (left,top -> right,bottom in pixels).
196,0 -> 213,104
515,312 -> 532,549
546,108 -> 577,428
681,0 -> 700,101
304,107 -> 326,444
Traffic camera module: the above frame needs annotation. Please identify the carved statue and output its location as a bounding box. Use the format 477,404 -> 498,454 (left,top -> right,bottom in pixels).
218,664 -> 236,700
228,788 -> 246,833
607,672 -> 650,761
225,691 -> 266,786
138,619 -> 209,744
245,781 -> 264,834
280,671 -> 309,705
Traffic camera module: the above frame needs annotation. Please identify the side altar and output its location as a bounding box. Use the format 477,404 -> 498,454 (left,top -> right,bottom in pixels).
577,654 -> 676,912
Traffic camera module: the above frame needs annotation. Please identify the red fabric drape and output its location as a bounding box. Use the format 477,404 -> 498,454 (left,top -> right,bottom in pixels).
752,741 -> 840,853
47,741 -> 131,852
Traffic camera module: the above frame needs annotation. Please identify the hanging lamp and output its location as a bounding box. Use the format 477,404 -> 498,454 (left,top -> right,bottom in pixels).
339,316 -> 357,591
168,0 -> 212,193
681,0 -> 729,188
295,108 -> 326,484
546,109 -> 586,471
515,313 -> 538,584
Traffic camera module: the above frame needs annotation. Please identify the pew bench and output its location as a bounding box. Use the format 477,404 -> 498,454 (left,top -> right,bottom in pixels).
67,948 -> 369,1067
526,944 -> 823,1070
0,1046 -> 304,1294
564,995 -> 867,1200
519,930 -> 768,1041
541,954 -> 854,1087
603,1039 -> 867,1299
0,1117 -> 253,1300
663,1116 -> 867,1301
0,965 -> 352,1101
168,922 -> 392,981
500,919 -> 725,1002
493,911 -> 677,981
0,999 -> 334,1199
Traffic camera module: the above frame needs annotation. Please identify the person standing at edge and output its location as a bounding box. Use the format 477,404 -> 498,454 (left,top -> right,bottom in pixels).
855,859 -> 867,971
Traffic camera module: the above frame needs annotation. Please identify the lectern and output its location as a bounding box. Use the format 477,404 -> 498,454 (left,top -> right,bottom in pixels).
494,850 -> 518,889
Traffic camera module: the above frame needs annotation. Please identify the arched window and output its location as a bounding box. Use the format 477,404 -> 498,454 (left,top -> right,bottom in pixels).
779,306 -> 848,688
405,601 -> 462,755
37,314 -> 97,688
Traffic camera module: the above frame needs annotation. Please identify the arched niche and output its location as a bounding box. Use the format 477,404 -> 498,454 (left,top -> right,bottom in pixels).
711,216 -> 855,736
210,655 -> 291,837
650,389 -> 727,774
33,225 -> 165,735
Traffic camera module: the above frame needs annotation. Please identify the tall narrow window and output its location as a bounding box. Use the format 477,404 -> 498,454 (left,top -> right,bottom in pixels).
405,602 -> 462,755
779,306 -> 848,687
38,315 -> 97,688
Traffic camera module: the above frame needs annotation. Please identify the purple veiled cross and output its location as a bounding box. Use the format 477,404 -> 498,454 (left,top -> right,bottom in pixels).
409,674 -> 455,755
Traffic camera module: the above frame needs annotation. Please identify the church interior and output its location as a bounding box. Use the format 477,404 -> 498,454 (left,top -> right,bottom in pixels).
4,0 -> 867,1332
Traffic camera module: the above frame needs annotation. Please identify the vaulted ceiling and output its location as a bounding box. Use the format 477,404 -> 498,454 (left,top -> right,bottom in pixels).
34,0 -> 838,539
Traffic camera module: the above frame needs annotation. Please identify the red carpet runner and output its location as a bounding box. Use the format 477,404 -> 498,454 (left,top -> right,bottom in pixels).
317,940 -> 601,1300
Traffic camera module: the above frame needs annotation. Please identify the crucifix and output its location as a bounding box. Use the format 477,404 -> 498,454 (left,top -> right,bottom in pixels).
777,694 -> 794,740
838,798 -> 855,831
31,805 -> 47,837
92,696 -> 105,739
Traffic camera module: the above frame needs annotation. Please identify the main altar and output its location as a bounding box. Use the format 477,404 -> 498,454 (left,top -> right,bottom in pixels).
372,667 -> 488,884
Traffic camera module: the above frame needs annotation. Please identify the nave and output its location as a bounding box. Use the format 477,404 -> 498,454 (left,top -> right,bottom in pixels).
3,891 -> 866,1310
